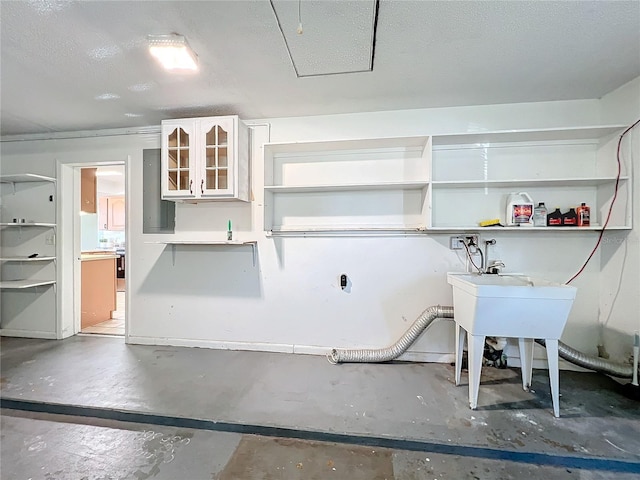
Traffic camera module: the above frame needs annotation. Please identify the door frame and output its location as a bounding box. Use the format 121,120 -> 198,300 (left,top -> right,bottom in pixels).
57,158 -> 129,340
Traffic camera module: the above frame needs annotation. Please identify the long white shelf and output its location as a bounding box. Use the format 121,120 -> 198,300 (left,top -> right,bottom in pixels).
264,181 -> 429,193
0,173 -> 56,183
428,225 -> 631,232
431,176 -> 628,189
146,240 -> 257,246
431,125 -> 626,146
0,256 -> 56,262
0,279 -> 56,289
0,222 -> 56,228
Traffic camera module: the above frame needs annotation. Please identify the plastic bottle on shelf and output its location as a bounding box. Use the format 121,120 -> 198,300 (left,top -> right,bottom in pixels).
532,202 -> 548,227
547,207 -> 563,226
562,208 -> 578,226
577,202 -> 591,227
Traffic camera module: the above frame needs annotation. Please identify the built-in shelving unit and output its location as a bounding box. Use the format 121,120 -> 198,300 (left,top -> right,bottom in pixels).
429,124 -> 630,232
1,173 -> 57,338
263,136 -> 431,234
261,125 -> 631,235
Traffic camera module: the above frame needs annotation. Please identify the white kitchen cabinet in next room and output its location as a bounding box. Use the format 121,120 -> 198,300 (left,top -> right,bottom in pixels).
161,115 -> 250,202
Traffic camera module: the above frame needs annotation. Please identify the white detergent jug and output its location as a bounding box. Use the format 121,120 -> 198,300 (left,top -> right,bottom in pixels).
506,192 -> 534,226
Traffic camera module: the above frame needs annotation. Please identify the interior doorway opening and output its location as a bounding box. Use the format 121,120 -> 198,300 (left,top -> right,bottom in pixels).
78,164 -> 126,336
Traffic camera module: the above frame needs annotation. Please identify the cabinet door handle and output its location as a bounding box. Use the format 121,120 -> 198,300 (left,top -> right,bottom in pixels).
201,179 -> 204,194
189,179 -> 193,195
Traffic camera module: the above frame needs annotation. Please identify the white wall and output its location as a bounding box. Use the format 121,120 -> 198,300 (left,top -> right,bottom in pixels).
598,77 -> 640,361
1,95 -> 638,364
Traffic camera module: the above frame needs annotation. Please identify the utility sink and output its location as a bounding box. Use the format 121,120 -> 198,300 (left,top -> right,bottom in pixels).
447,272 -> 577,417
447,273 -> 577,338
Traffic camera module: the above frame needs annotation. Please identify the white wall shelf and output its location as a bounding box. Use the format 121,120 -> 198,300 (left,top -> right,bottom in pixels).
146,240 -> 258,266
264,136 -> 431,233
0,174 -> 56,184
1,174 -> 57,338
430,125 -> 631,230
0,279 -> 56,289
0,256 -> 56,262
428,225 -> 630,233
431,125 -> 627,146
264,181 -> 429,193
0,222 -> 57,228
431,176 -> 628,189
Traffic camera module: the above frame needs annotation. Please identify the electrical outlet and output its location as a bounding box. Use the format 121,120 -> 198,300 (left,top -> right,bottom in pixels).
450,236 -> 465,250
450,235 -> 479,251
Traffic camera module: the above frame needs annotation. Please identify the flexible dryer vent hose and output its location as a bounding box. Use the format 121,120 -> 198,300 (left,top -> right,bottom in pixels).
327,305 -> 455,364
328,304 -> 637,379
536,339 -> 636,379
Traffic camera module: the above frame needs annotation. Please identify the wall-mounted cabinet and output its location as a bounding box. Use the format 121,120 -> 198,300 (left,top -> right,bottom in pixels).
263,136 -> 431,234
429,125 -> 631,231
0,174 -> 57,338
99,196 -> 125,231
161,115 -> 249,202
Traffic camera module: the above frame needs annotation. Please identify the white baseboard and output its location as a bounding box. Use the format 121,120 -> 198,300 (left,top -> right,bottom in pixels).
0,328 -> 57,339
126,337 -> 455,363
127,336 -> 295,354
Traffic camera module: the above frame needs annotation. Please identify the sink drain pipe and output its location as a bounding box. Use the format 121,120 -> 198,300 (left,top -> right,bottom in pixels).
327,305 -> 455,364
327,304 -> 637,379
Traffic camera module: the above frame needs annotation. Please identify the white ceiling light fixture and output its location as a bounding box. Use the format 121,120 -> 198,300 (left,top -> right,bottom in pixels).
147,34 -> 199,71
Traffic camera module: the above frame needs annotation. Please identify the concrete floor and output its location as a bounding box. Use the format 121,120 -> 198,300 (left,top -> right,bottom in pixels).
1,336 -> 639,479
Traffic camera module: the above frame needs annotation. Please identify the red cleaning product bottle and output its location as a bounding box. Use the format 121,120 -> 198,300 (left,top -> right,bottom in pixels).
577,202 -> 590,227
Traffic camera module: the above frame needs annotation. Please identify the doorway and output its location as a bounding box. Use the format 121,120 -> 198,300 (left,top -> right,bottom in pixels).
79,164 -> 126,336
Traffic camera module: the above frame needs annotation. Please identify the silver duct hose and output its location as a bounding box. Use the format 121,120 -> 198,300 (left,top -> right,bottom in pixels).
327,305 -> 455,364
536,339 -> 636,379
327,303 -> 636,378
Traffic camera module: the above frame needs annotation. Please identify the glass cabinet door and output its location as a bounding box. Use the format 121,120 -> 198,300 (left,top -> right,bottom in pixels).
162,122 -> 196,197
199,118 -> 234,197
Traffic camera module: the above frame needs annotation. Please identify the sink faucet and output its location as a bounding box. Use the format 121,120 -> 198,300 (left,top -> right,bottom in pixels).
483,239 -> 505,274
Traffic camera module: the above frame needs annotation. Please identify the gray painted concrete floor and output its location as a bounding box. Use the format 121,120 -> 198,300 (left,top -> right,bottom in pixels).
1,336 -> 639,479
3,409 -> 637,480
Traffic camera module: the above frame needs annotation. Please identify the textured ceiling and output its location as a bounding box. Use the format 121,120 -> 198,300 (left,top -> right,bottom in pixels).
1,0 -> 639,136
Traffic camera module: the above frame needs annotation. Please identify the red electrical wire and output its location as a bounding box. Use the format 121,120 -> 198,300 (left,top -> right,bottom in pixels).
565,119 -> 640,285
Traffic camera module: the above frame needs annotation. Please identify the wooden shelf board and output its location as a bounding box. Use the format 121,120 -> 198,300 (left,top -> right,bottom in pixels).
0,279 -> 56,289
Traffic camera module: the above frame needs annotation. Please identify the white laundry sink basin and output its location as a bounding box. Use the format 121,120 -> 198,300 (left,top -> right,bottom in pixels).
446,273 -> 577,338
